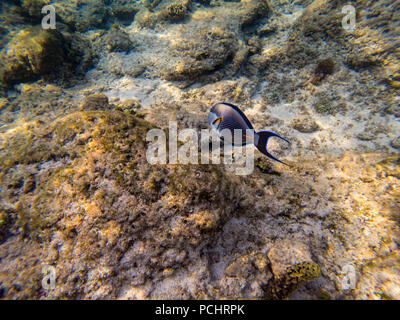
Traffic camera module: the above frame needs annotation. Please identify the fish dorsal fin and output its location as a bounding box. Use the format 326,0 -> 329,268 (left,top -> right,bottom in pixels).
220,102 -> 254,130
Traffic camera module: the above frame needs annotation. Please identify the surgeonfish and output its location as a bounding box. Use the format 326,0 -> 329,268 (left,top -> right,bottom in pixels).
207,102 -> 290,165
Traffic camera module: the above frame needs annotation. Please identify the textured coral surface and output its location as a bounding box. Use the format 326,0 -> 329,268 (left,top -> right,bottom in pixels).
0,0 -> 399,300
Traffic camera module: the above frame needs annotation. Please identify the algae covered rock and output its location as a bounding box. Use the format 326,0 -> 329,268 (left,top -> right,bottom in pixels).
0,26 -> 95,88
53,0 -> 109,32
135,0 -> 191,27
0,27 -> 66,88
267,239 -> 314,279
344,50 -> 378,71
80,93 -> 110,110
264,262 -> 322,299
291,116 -> 321,133
103,26 -> 134,53
238,0 -> 269,28
311,57 -> 335,85
160,26 -> 238,81
165,1 -> 189,22
0,110 -> 240,298
110,2 -> 139,25
220,251 -> 272,298
391,136 -> 400,150
11,0 -> 48,23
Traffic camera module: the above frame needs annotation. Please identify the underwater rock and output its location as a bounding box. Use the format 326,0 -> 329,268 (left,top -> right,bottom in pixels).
111,3 -> 139,25
106,54 -> 146,78
311,58 -> 335,85
220,251 -> 272,298
165,1 -> 189,22
11,0 -> 46,23
160,26 -> 238,81
256,20 -> 278,36
291,116 -> 320,133
247,36 -> 261,54
267,239 -> 314,279
53,0 -> 108,32
125,0 -> 272,82
263,239 -> 321,299
358,251 -> 400,300
345,50 -> 378,71
357,132 -> 375,142
0,26 -> 94,88
0,0 -> 399,300
114,99 -> 141,115
264,239 -> 321,299
238,0 -> 269,28
283,0 -> 343,69
103,26 -> 134,53
136,0 -> 269,29
135,0 -> 191,27
0,27 -> 66,88
391,136 -> 400,150
264,262 -> 321,299
0,110 -> 240,298
80,94 -> 110,110
225,252 -> 269,278
349,1 -> 400,87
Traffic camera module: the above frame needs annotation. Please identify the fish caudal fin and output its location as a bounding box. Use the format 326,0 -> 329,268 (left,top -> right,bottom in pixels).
255,131 -> 290,165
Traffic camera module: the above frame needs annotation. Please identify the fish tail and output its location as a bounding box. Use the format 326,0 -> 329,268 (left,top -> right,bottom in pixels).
255,131 -> 290,166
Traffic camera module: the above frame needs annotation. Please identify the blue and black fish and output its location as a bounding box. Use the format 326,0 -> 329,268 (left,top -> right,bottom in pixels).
207,102 -> 290,165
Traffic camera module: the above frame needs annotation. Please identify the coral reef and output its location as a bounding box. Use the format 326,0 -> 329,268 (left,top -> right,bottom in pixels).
0,0 -> 399,301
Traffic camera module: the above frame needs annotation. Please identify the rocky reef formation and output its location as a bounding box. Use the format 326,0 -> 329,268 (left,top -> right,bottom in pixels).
0,0 -> 399,300
0,101 -> 399,299
0,110 -> 241,298
0,25 -> 94,90
0,27 -> 67,88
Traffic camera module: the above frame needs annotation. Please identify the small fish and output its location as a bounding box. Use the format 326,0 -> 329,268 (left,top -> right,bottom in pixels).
208,102 -> 290,165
